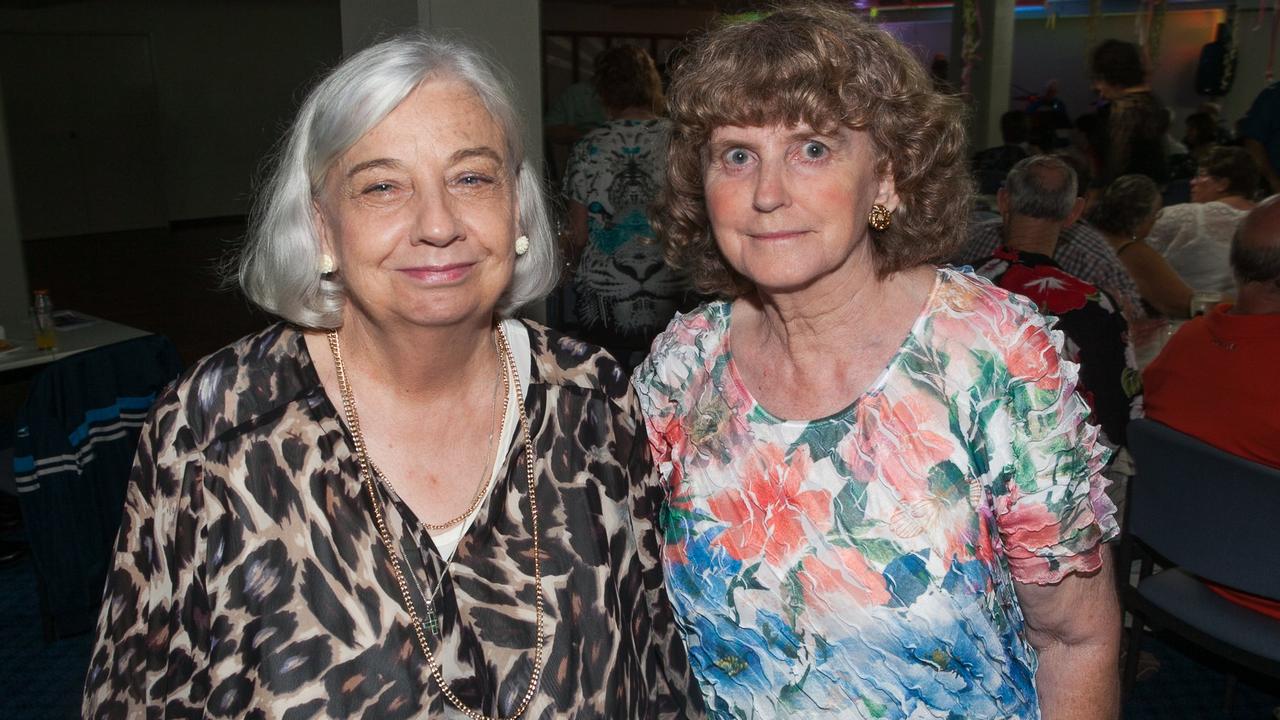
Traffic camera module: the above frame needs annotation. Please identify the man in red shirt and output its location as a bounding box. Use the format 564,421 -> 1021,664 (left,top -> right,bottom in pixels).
1143,195 -> 1280,617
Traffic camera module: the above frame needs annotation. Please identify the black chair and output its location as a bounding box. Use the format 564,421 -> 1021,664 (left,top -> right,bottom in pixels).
12,334 -> 181,639
1120,418 -> 1280,698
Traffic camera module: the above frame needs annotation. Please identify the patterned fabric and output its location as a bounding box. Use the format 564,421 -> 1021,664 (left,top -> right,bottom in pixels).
83,322 -> 701,719
1146,201 -> 1249,295
1098,90 -> 1170,186
633,267 -> 1119,719
976,248 -> 1141,450
955,218 -> 1145,320
564,119 -> 686,353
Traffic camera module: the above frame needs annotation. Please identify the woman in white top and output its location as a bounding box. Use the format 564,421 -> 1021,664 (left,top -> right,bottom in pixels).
1147,146 -> 1259,294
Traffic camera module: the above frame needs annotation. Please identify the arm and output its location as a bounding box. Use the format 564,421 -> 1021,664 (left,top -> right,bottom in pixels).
1112,242 -> 1194,319
1015,548 -> 1122,720
619,391 -> 705,718
83,397 -> 207,716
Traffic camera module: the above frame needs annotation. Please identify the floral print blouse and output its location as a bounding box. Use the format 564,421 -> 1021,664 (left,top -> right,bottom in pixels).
633,267 -> 1119,719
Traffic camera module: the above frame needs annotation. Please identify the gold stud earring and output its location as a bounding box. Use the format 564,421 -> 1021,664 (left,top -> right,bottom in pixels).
868,204 -> 892,232
320,254 -> 335,275
514,235 -> 530,256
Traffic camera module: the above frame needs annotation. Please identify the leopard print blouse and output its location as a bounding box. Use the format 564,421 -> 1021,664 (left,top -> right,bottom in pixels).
83,322 -> 702,719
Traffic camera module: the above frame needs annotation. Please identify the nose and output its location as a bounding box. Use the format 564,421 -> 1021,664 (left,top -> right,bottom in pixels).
412,181 -> 465,246
752,156 -> 790,213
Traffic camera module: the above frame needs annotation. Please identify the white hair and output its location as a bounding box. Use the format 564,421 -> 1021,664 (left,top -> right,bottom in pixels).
239,33 -> 559,328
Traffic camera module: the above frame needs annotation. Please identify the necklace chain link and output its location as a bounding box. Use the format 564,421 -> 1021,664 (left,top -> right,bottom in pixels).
326,326 -> 544,720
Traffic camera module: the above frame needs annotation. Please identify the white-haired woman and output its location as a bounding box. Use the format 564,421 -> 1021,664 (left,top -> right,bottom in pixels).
83,34 -> 699,719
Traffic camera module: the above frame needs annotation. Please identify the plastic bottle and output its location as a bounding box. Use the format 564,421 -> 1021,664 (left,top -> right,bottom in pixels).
32,289 -> 57,351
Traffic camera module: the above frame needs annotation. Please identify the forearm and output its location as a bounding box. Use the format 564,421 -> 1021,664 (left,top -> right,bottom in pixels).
1116,244 -> 1193,318
1033,633 -> 1121,719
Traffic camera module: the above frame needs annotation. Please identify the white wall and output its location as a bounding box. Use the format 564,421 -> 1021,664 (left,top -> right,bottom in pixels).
0,0 -> 341,232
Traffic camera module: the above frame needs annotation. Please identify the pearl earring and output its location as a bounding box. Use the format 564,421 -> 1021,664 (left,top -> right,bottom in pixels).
514,235 -> 530,256
320,254 -> 335,275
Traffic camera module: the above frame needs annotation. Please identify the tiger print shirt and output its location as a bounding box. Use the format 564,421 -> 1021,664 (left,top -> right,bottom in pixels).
83,321 -> 703,719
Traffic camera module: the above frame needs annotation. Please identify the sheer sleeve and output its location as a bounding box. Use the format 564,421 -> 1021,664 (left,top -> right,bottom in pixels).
617,388 -> 705,718
83,392 -> 209,717
989,304 -> 1121,586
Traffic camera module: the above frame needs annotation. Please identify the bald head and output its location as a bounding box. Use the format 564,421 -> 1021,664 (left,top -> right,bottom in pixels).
1232,196 -> 1280,292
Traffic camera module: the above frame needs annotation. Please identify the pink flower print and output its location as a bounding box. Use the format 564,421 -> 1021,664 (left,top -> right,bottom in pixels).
850,395 -> 955,504
1003,323 -> 1062,392
799,546 -> 891,611
707,445 -> 831,567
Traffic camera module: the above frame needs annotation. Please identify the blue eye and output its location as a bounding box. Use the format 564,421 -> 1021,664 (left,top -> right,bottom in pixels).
364,182 -> 394,194
803,141 -> 828,159
724,148 -> 751,166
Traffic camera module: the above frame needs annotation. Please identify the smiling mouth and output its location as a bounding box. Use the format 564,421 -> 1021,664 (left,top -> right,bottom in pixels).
749,230 -> 810,241
399,263 -> 475,284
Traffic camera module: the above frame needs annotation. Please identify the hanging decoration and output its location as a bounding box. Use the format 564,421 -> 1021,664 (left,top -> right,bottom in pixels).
1150,0 -> 1169,63
1221,3 -> 1241,93
960,0 -> 981,97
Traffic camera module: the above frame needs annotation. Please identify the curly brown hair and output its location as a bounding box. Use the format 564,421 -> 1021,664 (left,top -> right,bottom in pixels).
655,2 -> 973,297
593,45 -> 664,114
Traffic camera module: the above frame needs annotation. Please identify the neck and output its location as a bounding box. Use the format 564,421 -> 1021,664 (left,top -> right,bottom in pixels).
749,254 -> 925,362
334,312 -> 497,401
607,106 -> 657,121
1003,216 -> 1061,257
1232,283 -> 1280,315
1216,195 -> 1255,211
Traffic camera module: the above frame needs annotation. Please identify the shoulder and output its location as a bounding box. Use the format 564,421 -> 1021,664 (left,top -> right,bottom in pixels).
521,320 -> 632,404
161,323 -> 315,451
631,301 -> 730,421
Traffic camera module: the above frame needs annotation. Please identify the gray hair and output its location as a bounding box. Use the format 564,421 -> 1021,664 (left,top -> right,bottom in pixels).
238,33 -> 559,328
1087,174 -> 1162,236
1004,155 -> 1078,221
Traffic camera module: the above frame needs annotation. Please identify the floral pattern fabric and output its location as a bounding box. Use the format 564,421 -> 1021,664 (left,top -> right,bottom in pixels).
633,267 -> 1119,719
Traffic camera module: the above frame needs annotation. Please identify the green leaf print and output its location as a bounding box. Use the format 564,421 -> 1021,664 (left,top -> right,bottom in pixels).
1121,366 -> 1143,398
928,460 -> 969,504
832,479 -> 870,535
789,419 -> 852,468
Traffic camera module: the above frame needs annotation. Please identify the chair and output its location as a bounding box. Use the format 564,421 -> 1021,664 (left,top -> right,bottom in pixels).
1120,418 -> 1280,697
12,334 -> 181,640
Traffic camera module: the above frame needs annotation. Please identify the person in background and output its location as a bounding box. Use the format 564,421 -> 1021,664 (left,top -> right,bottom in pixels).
972,110 -> 1031,195
1091,39 -> 1170,187
636,6 -> 1121,718
974,155 -> 1140,457
563,45 -> 687,368
1143,196 -> 1280,619
84,34 -> 698,718
1088,175 -> 1195,319
1170,111 -> 1221,178
1240,80 -> 1280,194
1146,146 -> 1259,296
955,151 -> 1145,320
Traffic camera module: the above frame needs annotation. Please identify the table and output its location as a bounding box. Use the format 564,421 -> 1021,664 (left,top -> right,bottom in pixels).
0,314 -> 151,376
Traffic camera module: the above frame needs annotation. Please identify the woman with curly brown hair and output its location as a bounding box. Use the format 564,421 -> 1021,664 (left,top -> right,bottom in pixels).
632,5 -> 1121,718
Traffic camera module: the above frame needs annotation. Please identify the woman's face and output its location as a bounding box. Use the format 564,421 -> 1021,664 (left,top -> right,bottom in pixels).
703,123 -> 898,295
314,78 -> 519,331
1190,169 -> 1229,203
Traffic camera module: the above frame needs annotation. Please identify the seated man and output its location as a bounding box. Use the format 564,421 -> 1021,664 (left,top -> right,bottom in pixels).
974,156 -> 1141,457
955,153 -> 1145,320
971,110 -> 1030,195
1143,196 -> 1280,617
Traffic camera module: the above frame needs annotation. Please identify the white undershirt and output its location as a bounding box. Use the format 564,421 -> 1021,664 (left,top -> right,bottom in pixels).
428,319 -> 530,561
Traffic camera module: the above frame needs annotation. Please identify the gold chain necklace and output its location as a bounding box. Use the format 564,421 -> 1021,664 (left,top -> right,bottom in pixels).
326,325 -> 544,720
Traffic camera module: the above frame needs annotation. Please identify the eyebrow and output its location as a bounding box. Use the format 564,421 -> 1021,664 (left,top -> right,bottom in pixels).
346,158 -> 404,178
450,146 -> 504,164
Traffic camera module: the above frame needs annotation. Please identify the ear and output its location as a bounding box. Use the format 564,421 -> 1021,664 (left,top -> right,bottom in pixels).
1064,197 -> 1086,226
996,188 -> 1011,215
874,162 -> 901,213
312,198 -> 334,256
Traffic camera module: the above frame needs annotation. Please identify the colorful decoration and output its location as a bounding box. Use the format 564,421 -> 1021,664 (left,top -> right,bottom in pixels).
961,0 -> 981,96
